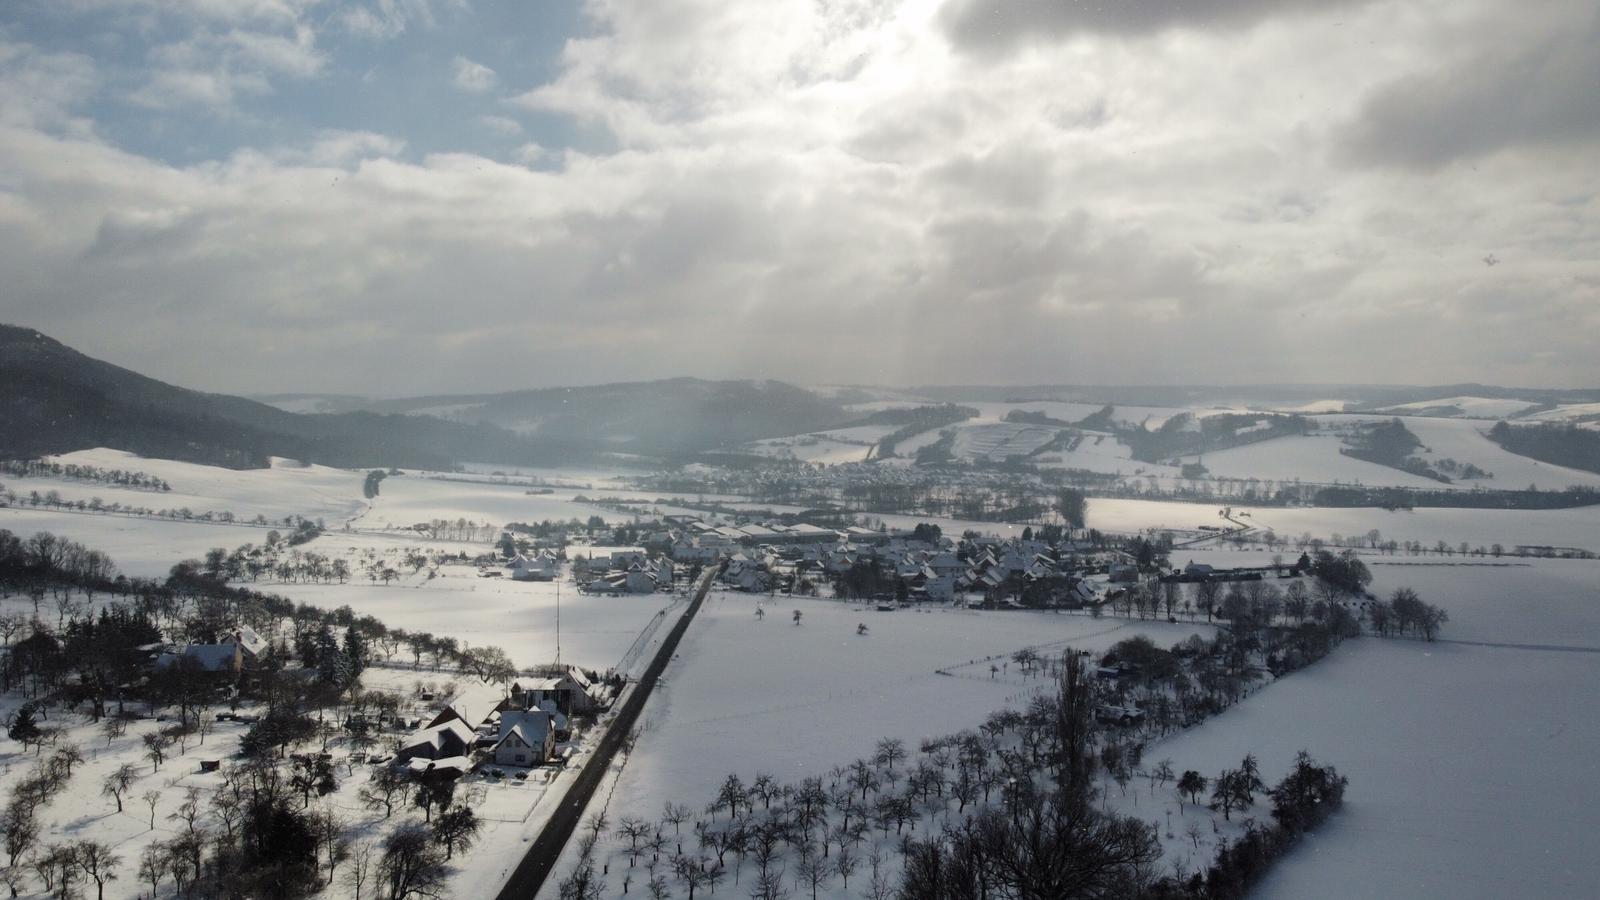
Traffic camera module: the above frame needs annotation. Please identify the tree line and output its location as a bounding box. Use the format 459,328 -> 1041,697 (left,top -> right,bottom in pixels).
0,458 -> 172,491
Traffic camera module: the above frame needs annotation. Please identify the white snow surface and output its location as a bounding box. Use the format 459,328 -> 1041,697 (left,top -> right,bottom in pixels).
1374,395 -> 1541,418
539,594 -> 1213,898
0,507 -> 281,578
1129,557 -> 1600,900
39,448 -> 366,523
1088,498 -> 1600,553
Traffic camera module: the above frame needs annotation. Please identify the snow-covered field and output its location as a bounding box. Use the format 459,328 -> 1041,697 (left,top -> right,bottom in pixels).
538,594 -> 1213,899
1400,416 -> 1600,491
351,474 -> 616,531
0,507 -> 281,578
1127,557 -> 1600,899
949,421 -> 1059,461
1374,395 -> 1541,419
259,553 -> 675,673
1178,432 -> 1448,489
742,435 -> 875,464
30,448 -> 367,524
1088,497 -> 1600,553
1519,401 -> 1600,425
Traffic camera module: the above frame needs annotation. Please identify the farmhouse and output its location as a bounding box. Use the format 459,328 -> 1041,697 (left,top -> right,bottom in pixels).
507,551 -> 560,581
513,666 -> 601,715
492,709 -> 556,767
397,719 -> 476,762
220,625 -> 268,666
154,643 -> 242,674
426,681 -> 507,731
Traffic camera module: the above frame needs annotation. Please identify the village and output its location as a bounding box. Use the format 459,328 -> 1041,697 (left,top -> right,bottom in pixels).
0,444 -> 1571,900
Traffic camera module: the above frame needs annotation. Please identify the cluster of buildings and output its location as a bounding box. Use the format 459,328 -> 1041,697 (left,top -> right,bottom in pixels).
576,550 -> 676,594
152,624 -> 270,675
395,666 -> 606,775
656,514 -> 1135,608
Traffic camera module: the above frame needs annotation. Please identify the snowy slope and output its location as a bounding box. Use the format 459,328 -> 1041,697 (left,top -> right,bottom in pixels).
1403,417 -> 1600,491
39,448 -> 365,523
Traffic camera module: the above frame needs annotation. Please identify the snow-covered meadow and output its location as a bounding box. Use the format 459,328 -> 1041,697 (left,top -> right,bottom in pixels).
535,593 -> 1217,898
1088,497 -> 1600,554
34,448 -> 368,524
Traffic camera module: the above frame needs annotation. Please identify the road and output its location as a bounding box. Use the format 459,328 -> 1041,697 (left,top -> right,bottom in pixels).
494,567 -> 716,900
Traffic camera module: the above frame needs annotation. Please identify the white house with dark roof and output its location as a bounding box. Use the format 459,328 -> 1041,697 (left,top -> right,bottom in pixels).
493,709 -> 555,767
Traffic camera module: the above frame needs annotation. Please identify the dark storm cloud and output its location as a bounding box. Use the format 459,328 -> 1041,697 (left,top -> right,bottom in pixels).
1340,9 -> 1600,168
940,0 -> 1370,53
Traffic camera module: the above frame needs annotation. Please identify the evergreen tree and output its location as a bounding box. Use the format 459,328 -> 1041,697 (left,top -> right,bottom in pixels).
342,628 -> 368,681
7,701 -> 42,750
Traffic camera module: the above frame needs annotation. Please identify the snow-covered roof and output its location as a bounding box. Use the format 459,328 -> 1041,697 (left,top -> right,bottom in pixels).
498,709 -> 552,746
155,644 -> 238,672
406,755 -> 472,777
402,719 -> 475,756
226,625 -> 267,656
429,682 -> 505,730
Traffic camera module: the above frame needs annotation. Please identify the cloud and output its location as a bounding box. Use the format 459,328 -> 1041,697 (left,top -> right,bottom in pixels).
479,115 -> 522,136
0,42 -> 98,131
225,25 -> 326,78
1339,5 -> 1600,168
338,0 -> 464,40
452,56 -> 498,92
940,0 -> 1371,53
129,66 -> 270,109
0,0 -> 1596,393
100,2 -> 328,111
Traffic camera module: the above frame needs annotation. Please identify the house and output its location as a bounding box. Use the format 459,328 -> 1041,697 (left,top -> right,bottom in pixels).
507,552 -> 559,582
220,626 -> 267,666
1108,562 -> 1139,583
783,523 -> 840,544
405,756 -> 473,779
671,536 -> 721,563
845,526 -> 890,546
924,573 -> 957,603
397,719 -> 476,762
624,568 -> 659,593
531,699 -> 571,740
514,666 -> 600,715
927,552 -> 967,578
493,709 -> 556,767
427,682 -> 507,731
154,643 -> 241,674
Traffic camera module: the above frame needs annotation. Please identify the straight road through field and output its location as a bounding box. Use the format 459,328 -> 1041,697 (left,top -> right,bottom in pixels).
494,567 -> 716,899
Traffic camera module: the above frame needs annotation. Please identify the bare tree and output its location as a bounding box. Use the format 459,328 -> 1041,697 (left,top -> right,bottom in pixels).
138,843 -> 168,898
52,744 -> 85,779
142,731 -> 169,772
379,824 -> 448,900
673,854 -> 716,899
795,852 -> 829,900
102,764 -> 139,813
72,841 -> 120,900
832,842 -> 858,889
344,840 -> 376,900
663,802 -> 693,836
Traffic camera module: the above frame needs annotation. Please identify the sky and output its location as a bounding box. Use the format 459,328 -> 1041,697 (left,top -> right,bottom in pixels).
1,0 -> 1597,396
